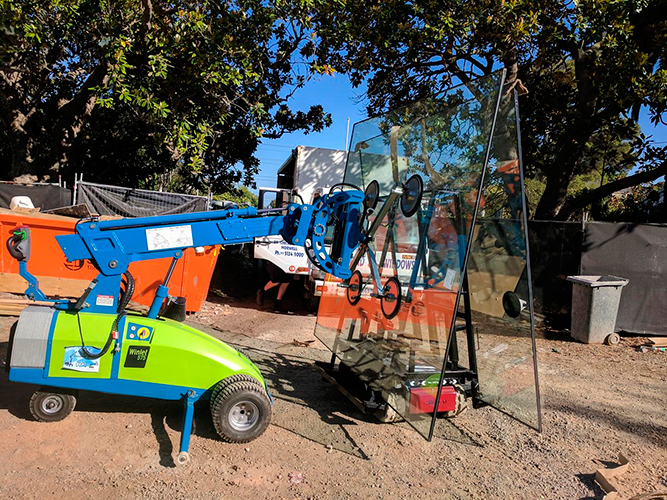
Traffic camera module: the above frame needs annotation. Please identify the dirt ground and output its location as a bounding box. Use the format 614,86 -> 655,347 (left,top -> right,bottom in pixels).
0,291 -> 666,500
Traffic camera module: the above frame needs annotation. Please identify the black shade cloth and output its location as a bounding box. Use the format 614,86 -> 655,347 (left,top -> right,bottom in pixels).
581,222 -> 667,335
528,220 -> 583,327
0,183 -> 71,210
77,181 -> 207,217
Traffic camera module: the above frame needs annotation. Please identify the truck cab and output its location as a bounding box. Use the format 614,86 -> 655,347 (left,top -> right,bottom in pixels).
253,146 -> 349,311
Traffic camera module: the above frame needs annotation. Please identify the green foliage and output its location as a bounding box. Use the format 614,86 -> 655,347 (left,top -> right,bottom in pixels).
598,182 -> 666,222
213,185 -> 258,206
1,0 -> 333,191
311,0 -> 667,220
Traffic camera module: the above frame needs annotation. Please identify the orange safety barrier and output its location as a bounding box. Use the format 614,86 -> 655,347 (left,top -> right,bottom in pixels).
0,209 -> 219,313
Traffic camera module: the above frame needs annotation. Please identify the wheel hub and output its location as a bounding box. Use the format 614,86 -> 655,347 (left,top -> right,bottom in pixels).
228,401 -> 259,431
41,395 -> 63,414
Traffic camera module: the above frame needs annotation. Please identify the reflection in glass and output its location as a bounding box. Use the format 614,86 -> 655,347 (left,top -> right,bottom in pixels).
316,69 -> 541,440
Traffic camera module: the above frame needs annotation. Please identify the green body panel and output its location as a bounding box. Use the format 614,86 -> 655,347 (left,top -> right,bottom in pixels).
48,312 -> 116,379
48,311 -> 264,391
117,314 -> 263,389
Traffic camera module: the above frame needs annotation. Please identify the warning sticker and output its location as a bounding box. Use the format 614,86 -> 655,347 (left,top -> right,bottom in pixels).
146,225 -> 193,251
96,295 -> 115,307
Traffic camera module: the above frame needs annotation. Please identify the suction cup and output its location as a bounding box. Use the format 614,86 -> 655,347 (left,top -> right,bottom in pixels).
346,270 -> 364,305
380,276 -> 402,319
400,174 -> 423,218
364,180 -> 380,212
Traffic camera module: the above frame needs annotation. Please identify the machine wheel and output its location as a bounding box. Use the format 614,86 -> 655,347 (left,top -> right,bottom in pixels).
176,452 -> 190,466
210,373 -> 261,403
29,389 -> 76,422
210,377 -> 271,443
605,333 -> 620,345
346,270 -> 364,306
380,277 -> 402,319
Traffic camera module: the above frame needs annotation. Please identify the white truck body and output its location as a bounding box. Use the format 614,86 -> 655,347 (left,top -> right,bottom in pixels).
253,146 -> 348,308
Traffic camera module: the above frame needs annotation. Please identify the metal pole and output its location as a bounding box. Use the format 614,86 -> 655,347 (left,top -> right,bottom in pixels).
514,88 -> 543,432
72,173 -> 78,205
345,117 -> 350,152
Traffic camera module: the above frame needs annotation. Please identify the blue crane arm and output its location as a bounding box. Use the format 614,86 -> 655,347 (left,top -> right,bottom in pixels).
56,207 -> 288,276
42,189 -> 364,315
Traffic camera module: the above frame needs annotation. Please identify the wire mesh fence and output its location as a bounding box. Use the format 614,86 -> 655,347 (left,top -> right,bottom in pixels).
75,180 -> 209,217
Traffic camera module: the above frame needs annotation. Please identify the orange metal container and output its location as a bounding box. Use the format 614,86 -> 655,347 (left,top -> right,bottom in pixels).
0,209 -> 218,313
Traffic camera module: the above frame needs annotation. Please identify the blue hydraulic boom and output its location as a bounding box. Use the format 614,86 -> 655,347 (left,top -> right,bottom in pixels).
10,188 -> 365,317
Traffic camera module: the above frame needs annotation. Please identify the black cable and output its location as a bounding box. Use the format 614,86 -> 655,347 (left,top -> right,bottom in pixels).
329,183 -> 362,194
80,270 -> 134,359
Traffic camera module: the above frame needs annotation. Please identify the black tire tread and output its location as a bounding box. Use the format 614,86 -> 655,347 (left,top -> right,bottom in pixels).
211,380 -> 271,443
29,390 -> 76,422
210,373 -> 263,406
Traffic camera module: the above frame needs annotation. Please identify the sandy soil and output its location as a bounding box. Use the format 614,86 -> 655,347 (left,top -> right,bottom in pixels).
0,294 -> 666,500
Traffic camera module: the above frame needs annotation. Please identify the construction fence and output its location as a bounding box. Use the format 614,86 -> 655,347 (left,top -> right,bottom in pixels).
529,220 -> 667,336
75,180 -> 208,217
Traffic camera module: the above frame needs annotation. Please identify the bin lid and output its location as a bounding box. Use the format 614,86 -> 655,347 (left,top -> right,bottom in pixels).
566,275 -> 629,287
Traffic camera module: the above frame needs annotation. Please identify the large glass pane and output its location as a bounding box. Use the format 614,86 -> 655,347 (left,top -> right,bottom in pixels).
464,90 -> 541,431
315,70 -> 514,439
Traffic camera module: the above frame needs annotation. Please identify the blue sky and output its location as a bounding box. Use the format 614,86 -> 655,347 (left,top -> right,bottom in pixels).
254,74 -> 367,189
254,75 -> 667,189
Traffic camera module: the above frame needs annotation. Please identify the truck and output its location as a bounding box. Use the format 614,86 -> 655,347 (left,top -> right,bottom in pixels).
254,146 -> 348,311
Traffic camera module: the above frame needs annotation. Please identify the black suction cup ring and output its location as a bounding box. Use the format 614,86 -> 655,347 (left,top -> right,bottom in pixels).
400,174 -> 424,218
346,270 -> 364,306
364,180 -> 380,211
502,291 -> 524,318
380,276 -> 402,319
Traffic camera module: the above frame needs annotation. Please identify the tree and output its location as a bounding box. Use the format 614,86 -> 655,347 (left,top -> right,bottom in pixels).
213,185 -> 258,206
0,0 -> 332,190
310,0 -> 667,220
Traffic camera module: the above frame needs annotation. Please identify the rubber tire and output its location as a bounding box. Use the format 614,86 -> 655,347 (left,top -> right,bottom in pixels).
605,333 -> 620,345
211,379 -> 272,443
29,390 -> 76,422
303,294 -> 320,313
210,373 -> 262,404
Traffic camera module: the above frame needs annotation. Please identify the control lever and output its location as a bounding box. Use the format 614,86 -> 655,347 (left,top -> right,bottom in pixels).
74,279 -> 98,311
6,226 -> 30,261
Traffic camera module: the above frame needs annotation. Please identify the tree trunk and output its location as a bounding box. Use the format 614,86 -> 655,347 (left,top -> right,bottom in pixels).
534,173 -> 572,219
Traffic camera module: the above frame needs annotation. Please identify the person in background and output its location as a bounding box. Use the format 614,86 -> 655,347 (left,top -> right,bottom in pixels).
256,261 -> 291,312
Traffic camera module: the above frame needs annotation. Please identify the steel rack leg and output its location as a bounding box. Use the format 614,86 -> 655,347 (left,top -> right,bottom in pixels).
177,390 -> 197,466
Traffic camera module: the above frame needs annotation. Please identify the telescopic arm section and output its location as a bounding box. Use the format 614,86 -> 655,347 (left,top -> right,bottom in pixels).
29,190 -> 365,313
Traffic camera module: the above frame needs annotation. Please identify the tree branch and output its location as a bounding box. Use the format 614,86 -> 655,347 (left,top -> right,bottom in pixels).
558,160 -> 667,219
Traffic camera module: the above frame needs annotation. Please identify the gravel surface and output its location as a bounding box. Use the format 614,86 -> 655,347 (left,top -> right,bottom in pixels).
0,298 -> 666,499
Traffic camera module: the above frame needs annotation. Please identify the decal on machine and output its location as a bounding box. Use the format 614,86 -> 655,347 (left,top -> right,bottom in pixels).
63,346 -> 101,373
96,295 -> 115,307
126,322 -> 154,342
124,346 -> 150,368
146,224 -> 193,250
